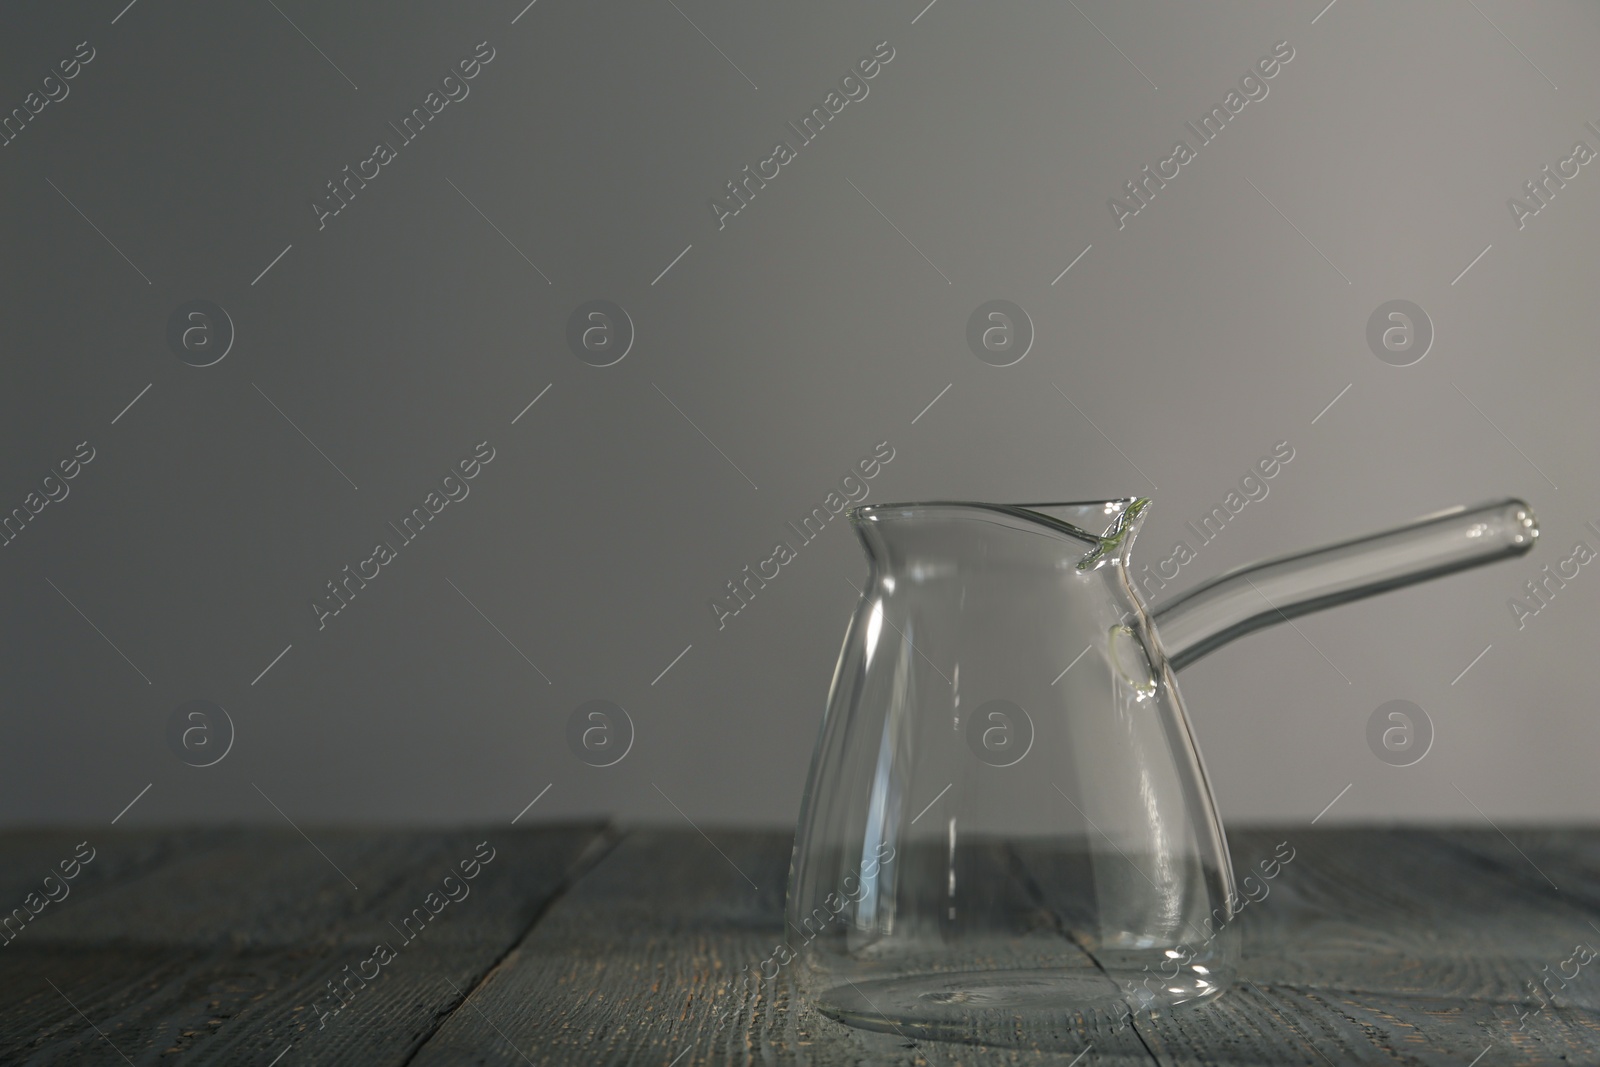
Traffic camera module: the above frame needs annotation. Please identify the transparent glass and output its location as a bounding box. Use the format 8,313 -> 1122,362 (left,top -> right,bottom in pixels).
786,496 -> 1537,1046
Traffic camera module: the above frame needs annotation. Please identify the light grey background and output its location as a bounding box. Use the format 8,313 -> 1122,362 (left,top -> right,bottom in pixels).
2,0 -> 1595,830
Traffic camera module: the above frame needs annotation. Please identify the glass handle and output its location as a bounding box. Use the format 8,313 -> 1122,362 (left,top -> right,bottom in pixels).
1150,499 -> 1538,671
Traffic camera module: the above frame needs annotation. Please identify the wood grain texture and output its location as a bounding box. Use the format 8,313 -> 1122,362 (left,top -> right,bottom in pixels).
5,827 -> 1600,1065
407,830 -> 1153,1066
0,824 -> 607,1065
1123,830 -> 1600,1065
1221,829 -> 1600,1005
413,828 -> 1600,1066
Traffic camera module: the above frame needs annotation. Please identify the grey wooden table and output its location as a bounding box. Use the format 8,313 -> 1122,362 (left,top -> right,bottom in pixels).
1,825 -> 1597,1065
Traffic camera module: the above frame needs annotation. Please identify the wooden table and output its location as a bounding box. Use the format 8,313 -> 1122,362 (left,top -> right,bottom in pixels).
1,825 -> 1596,1065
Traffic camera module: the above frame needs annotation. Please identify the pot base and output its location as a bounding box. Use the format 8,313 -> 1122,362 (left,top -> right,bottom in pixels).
813,967 -> 1220,1046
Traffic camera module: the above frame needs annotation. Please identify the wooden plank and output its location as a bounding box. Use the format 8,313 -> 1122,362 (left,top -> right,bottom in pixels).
1132,981 -> 1600,1066
6,826 -> 1600,1065
1223,829 -> 1600,1007
0,824 -> 608,1066
407,827 -> 1600,1064
1004,827 -> 1600,1065
407,830 -> 1157,1066
1122,829 -> 1600,1065
0,827 -> 237,944
1435,828 -> 1600,910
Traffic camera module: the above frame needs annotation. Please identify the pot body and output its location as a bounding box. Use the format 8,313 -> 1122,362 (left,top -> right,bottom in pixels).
785,500 -> 1237,1045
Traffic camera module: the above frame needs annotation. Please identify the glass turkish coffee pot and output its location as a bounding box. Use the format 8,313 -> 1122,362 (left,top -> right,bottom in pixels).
786,497 -> 1536,1045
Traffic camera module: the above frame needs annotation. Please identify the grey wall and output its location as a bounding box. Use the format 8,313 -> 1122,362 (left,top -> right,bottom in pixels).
2,0 -> 1596,830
